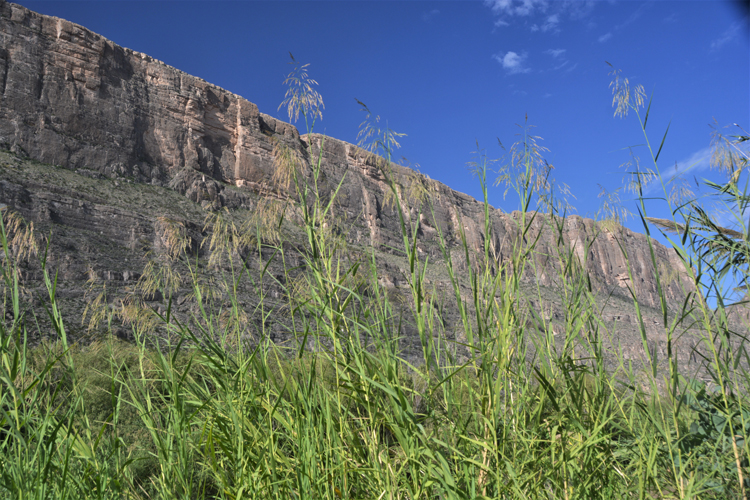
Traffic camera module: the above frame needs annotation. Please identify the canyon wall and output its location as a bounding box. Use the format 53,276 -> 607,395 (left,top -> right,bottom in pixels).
0,1 -> 694,315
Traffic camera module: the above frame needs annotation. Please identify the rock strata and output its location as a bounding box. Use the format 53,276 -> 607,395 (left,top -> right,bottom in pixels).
0,0 -> 691,310
1,1 -> 737,378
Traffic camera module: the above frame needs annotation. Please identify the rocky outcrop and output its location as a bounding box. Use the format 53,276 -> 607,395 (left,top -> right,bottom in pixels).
0,0 -> 298,187
0,0 -> 694,314
11,0 -> 744,385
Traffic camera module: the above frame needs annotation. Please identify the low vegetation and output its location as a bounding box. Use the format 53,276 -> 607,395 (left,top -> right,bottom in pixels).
0,61 -> 748,499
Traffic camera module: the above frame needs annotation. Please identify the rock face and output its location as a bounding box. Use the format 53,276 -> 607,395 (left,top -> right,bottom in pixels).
0,1 -> 719,375
0,1 -> 691,308
0,0 -> 299,190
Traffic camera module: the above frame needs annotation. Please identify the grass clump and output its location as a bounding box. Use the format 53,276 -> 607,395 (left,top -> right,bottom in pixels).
0,58 -> 748,499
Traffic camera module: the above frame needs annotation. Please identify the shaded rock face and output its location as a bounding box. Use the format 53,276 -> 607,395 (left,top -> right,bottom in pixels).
0,0 -> 694,315
0,0 -> 299,188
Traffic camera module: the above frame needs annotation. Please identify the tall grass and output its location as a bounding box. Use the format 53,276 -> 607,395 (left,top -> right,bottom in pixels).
0,60 -> 748,499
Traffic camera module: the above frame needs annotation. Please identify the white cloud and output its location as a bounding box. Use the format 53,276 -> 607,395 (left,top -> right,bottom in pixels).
493,51 -> 530,74
545,48 -> 566,58
598,32 -> 612,43
656,147 -> 712,186
485,0 -> 548,17
485,0 -> 595,32
485,0 -> 512,14
541,14 -> 560,32
531,14 -> 559,33
710,19 -> 747,50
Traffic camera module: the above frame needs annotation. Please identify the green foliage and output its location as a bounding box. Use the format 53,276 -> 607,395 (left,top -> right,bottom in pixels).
0,61 -> 748,499
678,381 -> 750,495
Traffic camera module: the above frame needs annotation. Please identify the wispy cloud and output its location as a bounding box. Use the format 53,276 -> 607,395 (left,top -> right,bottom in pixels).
543,48 -> 572,71
493,51 -> 530,74
710,18 -> 747,50
656,147 -> 712,187
484,0 -> 595,33
566,0 -> 596,21
422,9 -> 440,23
596,2 -> 652,44
531,14 -> 560,33
657,140 -> 750,187
485,0 -> 548,18
617,2 -> 650,30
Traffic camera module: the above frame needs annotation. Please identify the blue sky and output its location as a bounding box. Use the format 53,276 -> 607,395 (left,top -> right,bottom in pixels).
18,0 -> 750,238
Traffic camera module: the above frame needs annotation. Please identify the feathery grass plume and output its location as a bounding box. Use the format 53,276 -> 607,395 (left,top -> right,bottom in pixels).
81,275 -> 111,334
272,140 -> 303,194
649,203 -> 748,287
494,117 -> 574,214
711,122 -> 750,178
607,63 -> 646,119
135,218 -> 189,299
180,272 -> 225,308
355,99 -> 405,180
597,184 -> 632,231
203,206 -> 283,268
667,164 -> 696,206
112,217 -> 191,335
115,260 -> 178,336
278,53 -> 324,134
137,259 -> 183,303
380,161 -> 431,214
203,208 -> 239,268
250,198 -> 285,245
154,216 -> 191,261
0,208 -> 39,262
382,179 -> 400,212
494,121 -> 547,199
407,170 -> 439,209
116,297 -> 160,335
620,145 -> 658,195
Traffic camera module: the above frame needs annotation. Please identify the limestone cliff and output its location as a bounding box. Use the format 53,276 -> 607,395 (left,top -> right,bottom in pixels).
0,1 -> 692,309
2,1 -> 722,376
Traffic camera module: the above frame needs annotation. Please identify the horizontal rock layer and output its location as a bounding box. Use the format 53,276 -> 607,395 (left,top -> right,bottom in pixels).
0,0 -> 693,316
